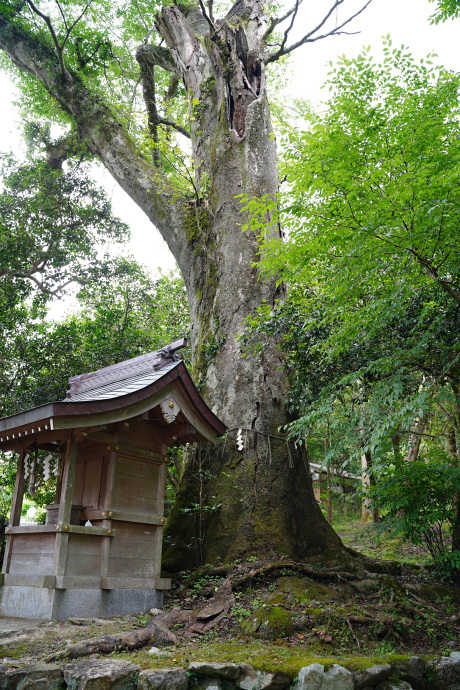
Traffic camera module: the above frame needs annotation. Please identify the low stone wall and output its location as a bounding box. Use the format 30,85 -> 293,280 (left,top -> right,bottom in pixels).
0,653 -> 459,689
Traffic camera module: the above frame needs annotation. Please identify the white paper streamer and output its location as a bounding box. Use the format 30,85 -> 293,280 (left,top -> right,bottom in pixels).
236,428 -> 244,452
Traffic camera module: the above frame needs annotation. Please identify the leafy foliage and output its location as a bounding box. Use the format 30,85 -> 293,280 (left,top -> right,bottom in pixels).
429,0 -> 460,23
369,455 -> 460,577
0,153 -> 128,298
242,41 -> 460,576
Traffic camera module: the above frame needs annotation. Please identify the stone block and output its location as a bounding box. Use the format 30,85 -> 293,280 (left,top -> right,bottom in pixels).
426,654 -> 460,690
353,664 -> 391,690
0,586 -> 55,620
238,665 -> 290,690
138,668 -> 188,690
0,662 -> 63,689
297,664 -> 354,690
393,657 -> 424,690
63,659 -> 140,689
192,678 -> 225,690
189,663 -> 241,680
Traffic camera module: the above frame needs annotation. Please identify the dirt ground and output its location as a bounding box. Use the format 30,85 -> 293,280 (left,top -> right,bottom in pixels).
0,522 -> 458,673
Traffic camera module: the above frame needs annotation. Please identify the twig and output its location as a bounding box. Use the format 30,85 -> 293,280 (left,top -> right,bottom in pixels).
345,615 -> 360,648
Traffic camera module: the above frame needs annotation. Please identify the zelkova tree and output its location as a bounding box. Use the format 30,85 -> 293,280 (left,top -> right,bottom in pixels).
0,0 -> 368,568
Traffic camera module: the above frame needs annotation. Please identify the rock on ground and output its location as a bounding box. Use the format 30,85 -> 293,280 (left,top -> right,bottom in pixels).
238,664 -> 290,690
393,657 -> 425,690
137,667 -> 188,690
63,659 -> 141,689
0,663 -> 63,689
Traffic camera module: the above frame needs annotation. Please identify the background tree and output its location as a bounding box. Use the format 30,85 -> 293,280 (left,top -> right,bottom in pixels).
0,151 -> 129,414
0,0 -> 371,567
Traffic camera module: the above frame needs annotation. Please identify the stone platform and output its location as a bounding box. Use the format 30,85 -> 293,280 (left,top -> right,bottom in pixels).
0,585 -> 163,621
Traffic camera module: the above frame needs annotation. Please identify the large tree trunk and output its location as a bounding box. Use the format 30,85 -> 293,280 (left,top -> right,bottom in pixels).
0,0 -> 342,569
153,1 -> 340,568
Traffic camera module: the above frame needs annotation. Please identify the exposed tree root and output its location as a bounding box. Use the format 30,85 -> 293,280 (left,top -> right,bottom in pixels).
45,558 -> 460,661
47,609 -> 192,661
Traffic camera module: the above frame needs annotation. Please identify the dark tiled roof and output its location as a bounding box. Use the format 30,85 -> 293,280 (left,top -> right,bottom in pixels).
65,360 -> 180,402
66,338 -> 187,399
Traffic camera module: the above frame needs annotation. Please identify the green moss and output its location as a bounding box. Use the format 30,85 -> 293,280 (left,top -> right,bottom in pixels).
240,605 -> 294,640
272,577 -> 335,605
184,204 -> 209,245
200,75 -> 216,98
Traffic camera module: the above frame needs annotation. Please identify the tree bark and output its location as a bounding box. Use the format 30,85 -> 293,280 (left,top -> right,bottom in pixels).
0,0 -> 342,568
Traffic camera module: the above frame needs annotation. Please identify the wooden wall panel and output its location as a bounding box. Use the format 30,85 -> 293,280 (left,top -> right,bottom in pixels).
116,457 -> 159,480
9,534 -> 55,574
81,456 -> 103,508
108,556 -> 158,577
109,537 -> 156,559
65,534 -> 102,576
65,553 -> 101,577
8,553 -> 54,574
10,534 -> 55,554
73,457 -> 85,506
107,521 -> 162,578
111,522 -> 157,540
113,458 -> 161,515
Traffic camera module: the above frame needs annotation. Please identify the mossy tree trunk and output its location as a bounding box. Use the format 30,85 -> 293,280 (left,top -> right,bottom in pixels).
0,0 -> 343,568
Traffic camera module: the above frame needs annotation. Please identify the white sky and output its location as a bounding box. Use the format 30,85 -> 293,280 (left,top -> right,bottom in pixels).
0,0 -> 459,314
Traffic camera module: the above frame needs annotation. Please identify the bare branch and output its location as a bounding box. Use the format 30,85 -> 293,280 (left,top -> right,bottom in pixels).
278,0 -> 300,56
207,0 -> 214,24
54,0 -> 69,33
266,0 -> 372,64
263,0 -> 304,41
157,114 -> 191,139
25,0 -> 69,77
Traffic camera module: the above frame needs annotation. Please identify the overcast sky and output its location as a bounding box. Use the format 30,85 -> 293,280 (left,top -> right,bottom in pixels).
0,0 -> 459,290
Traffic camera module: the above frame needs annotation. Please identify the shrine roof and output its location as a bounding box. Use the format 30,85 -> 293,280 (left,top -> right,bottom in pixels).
65,360 -> 179,402
0,338 -> 227,445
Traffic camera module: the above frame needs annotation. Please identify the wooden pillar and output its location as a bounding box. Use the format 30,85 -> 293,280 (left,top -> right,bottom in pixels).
2,451 -> 26,574
100,435 -> 118,580
53,439 -> 78,577
152,444 -> 168,577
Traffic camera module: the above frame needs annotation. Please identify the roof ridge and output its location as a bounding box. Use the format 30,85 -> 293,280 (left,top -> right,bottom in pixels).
66,338 -> 187,399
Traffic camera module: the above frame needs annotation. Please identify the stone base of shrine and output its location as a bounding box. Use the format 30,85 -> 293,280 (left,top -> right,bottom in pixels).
0,585 -> 165,621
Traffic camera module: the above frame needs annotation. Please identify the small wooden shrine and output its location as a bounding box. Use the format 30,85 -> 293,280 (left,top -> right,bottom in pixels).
0,338 -> 226,620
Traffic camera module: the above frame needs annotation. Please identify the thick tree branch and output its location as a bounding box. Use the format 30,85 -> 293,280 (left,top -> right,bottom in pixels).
136,46 -> 190,143
265,0 -> 372,64
46,133 -> 82,169
0,15 -> 188,259
136,43 -> 179,74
